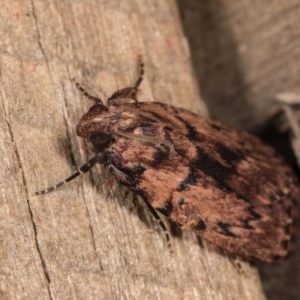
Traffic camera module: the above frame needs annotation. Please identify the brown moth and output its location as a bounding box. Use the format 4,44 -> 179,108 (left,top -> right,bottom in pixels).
36,59 -> 299,263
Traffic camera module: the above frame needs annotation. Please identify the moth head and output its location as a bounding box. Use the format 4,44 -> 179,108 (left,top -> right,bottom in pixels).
76,103 -> 114,151
76,103 -> 109,137
79,96 -> 139,127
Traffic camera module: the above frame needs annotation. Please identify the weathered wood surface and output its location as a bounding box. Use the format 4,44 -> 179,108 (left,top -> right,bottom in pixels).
0,1 -> 265,299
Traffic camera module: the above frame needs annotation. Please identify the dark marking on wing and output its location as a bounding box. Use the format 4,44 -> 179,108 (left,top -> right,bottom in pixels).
116,164 -> 146,186
269,193 -> 276,201
156,201 -> 173,217
175,114 -> 204,142
195,219 -> 206,231
177,197 -> 185,206
195,147 -> 234,188
242,219 -> 254,230
247,207 -> 261,220
242,208 -> 261,230
178,145 -> 247,195
217,221 -> 237,237
281,240 -> 290,249
216,142 -> 245,163
178,168 -> 198,191
151,148 -> 170,167
210,123 -> 223,131
140,110 -> 172,129
270,255 -> 283,261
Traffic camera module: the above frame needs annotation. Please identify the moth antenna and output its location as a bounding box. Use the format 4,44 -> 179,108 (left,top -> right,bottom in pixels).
34,153 -> 103,196
107,57 -> 144,106
134,55 -> 144,89
142,197 -> 172,252
73,79 -> 104,105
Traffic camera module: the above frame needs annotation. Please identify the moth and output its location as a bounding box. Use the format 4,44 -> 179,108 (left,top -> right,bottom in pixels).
36,59 -> 299,263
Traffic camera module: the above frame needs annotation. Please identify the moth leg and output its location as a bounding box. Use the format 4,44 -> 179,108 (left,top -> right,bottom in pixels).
105,162 -> 171,247
141,197 -> 172,251
107,56 -> 144,106
105,163 -> 131,185
228,256 -> 246,274
34,152 -> 104,195
73,80 -> 104,105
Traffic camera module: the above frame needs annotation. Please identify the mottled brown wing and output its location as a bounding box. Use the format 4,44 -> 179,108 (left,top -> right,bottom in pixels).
108,102 -> 299,263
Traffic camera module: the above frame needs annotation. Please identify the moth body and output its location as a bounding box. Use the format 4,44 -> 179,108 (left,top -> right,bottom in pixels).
35,60 -> 299,263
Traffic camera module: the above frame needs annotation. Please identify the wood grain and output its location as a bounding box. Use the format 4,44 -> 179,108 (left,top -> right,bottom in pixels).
0,1 -> 265,299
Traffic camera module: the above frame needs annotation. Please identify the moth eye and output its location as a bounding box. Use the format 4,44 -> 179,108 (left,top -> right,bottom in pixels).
90,132 -> 112,149
88,104 -> 108,114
